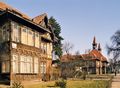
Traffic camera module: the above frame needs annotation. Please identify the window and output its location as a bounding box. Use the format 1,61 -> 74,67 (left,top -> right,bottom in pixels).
28,30 -> 34,46
40,62 -> 46,74
27,56 -> 33,73
20,56 -> 33,73
34,57 -> 38,73
2,25 -> 9,41
20,56 -> 25,73
21,28 -> 28,45
46,43 -> 52,58
50,43 -> 52,56
2,26 -> 6,41
23,28 -> 27,32
12,54 -> 19,73
2,61 -> 10,73
44,43 -> 47,53
47,43 -> 49,55
41,42 -> 44,50
21,27 -> 36,46
41,42 -> 47,54
12,22 -> 20,42
35,32 -> 40,48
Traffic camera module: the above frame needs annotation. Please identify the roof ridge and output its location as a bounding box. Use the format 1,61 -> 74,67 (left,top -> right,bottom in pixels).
33,13 -> 47,19
0,2 -> 30,19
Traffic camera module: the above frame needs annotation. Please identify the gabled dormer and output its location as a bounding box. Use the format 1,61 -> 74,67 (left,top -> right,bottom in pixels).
32,13 -> 48,29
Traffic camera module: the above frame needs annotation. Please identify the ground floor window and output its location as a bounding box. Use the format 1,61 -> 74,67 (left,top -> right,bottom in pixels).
20,56 -> 33,73
40,62 -> 46,74
12,54 -> 34,73
34,57 -> 38,73
2,60 -> 10,73
12,54 -> 19,73
12,54 -> 48,74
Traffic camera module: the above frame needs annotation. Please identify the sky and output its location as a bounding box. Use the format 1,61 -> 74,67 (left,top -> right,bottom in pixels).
3,0 -> 120,58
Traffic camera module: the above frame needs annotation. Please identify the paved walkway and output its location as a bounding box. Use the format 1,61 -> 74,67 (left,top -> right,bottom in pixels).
111,74 -> 120,88
0,85 -> 9,88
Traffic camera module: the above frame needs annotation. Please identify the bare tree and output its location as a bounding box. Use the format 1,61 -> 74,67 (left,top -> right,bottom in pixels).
61,41 -> 74,79
62,41 -> 74,55
75,51 -> 80,55
107,30 -> 120,75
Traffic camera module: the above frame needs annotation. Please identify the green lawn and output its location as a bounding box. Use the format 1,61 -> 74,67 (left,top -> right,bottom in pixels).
24,80 -> 110,88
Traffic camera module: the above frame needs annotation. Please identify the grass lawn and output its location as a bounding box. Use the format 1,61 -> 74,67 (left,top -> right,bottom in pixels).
24,80 -> 110,88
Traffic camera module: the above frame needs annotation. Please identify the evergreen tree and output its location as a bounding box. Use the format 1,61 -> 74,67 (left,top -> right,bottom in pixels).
49,16 -> 64,58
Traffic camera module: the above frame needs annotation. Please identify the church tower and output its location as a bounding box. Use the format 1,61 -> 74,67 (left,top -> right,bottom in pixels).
92,36 -> 97,49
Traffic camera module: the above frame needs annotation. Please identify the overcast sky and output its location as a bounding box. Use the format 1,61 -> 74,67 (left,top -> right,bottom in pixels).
4,0 -> 120,57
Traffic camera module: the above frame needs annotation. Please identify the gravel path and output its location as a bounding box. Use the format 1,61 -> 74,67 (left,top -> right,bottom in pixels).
111,74 -> 120,88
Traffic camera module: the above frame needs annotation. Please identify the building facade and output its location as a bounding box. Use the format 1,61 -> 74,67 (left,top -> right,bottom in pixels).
0,2 -> 54,84
81,37 -> 108,74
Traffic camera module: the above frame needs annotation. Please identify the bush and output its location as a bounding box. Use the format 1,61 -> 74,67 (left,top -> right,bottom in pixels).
55,79 -> 66,88
10,81 -> 24,88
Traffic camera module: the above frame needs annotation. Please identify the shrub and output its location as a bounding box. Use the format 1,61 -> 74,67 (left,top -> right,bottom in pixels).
82,71 -> 87,80
55,79 -> 66,88
10,81 -> 24,88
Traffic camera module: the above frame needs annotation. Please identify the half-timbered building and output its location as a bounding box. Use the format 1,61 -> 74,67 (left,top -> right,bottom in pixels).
0,2 -> 54,84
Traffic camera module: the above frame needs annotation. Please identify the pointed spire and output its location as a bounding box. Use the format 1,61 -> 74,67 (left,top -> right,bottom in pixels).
98,43 -> 102,51
93,36 -> 96,44
92,36 -> 97,49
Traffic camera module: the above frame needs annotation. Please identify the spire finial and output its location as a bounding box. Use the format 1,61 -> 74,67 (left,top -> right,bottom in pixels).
93,36 -> 96,44
92,36 -> 97,49
98,43 -> 102,51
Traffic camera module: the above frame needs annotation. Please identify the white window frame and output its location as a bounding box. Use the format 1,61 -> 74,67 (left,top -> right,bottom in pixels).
12,54 -> 19,73
34,57 -> 39,73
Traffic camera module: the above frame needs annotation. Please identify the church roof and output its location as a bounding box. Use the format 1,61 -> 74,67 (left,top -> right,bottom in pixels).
61,50 -> 107,62
89,49 -> 107,62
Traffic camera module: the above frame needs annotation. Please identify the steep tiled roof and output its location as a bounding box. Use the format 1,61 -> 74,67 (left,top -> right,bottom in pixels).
0,2 -> 30,19
61,54 -> 83,62
61,54 -> 73,62
81,54 -> 98,60
89,49 -> 107,62
61,50 -> 107,62
0,2 -> 52,33
32,13 -> 47,24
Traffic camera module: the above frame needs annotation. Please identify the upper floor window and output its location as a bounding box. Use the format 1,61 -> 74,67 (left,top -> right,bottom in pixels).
23,28 -> 27,32
12,22 -> 20,42
28,29 -> 34,46
2,24 -> 9,41
35,32 -> 40,48
21,28 -> 28,45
